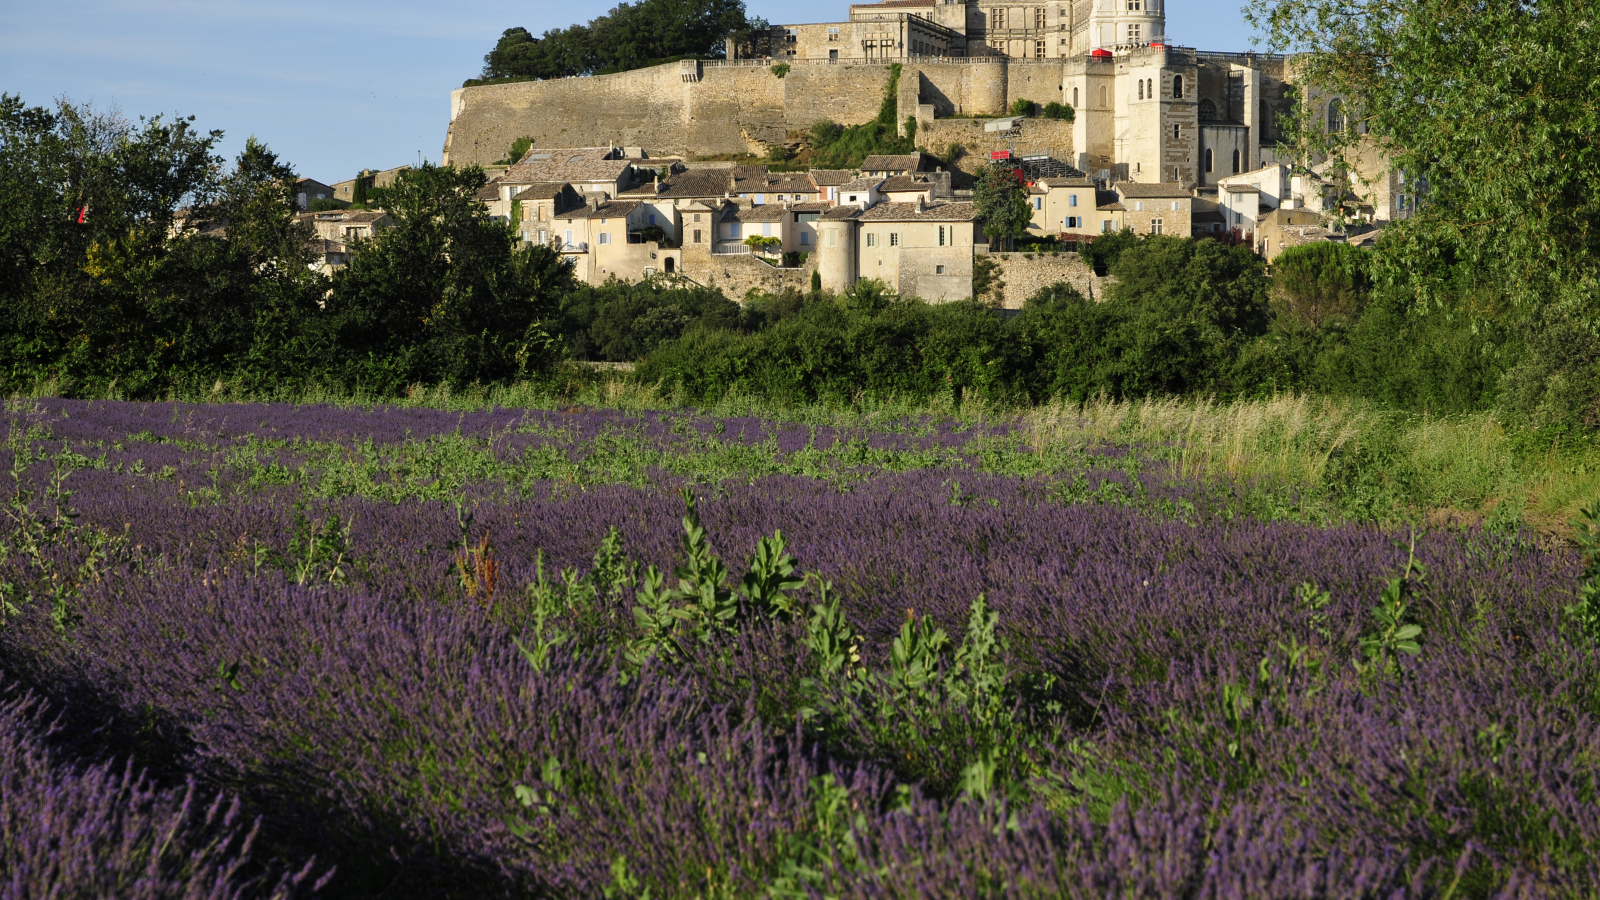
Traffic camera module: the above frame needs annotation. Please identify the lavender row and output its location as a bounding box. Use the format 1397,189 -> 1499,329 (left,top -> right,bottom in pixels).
0,682 -> 324,900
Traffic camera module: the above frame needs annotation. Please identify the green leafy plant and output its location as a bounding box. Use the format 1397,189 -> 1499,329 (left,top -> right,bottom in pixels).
770,63 -> 790,78
1359,534 -> 1426,674
1566,502 -> 1600,644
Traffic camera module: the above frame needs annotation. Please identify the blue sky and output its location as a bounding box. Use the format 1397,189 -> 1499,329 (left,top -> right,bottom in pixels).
1,1 -> 1260,184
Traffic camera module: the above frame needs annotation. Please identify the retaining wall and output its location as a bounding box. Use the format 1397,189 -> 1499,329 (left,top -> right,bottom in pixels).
984,250 -> 1108,308
443,58 -> 1075,167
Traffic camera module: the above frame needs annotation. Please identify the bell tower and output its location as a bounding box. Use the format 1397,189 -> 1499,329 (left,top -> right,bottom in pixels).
1085,0 -> 1166,51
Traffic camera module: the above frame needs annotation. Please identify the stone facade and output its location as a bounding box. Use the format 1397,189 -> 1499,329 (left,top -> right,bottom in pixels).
984,250 -> 1105,307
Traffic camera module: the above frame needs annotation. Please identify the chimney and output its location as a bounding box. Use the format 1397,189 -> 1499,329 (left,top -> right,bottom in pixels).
588,195 -> 600,212
915,194 -> 925,213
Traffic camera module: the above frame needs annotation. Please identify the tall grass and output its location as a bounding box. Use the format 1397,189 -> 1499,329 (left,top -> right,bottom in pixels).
1026,394 -> 1600,535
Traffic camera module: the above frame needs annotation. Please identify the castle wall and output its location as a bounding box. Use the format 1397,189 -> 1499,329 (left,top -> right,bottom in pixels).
984,250 -> 1104,307
916,117 -> 1075,159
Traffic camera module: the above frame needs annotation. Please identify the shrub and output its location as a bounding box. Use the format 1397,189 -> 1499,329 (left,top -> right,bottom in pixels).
1008,98 -> 1036,117
1042,101 -> 1075,121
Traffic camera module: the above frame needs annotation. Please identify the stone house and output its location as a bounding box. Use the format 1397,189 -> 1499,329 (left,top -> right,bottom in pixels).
551,199 -> 680,282
511,183 -> 584,245
1217,162 -> 1291,238
1027,174 -> 1097,236
880,175 -> 938,203
1114,181 -> 1190,236
817,197 -> 979,301
1093,189 -> 1126,234
720,204 -> 790,257
809,170 -> 855,204
294,178 -> 338,210
837,176 -> 886,207
295,209 -> 393,242
332,166 -> 409,203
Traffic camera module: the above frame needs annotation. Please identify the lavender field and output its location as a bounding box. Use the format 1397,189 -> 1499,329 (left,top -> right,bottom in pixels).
1,397 -> 1596,899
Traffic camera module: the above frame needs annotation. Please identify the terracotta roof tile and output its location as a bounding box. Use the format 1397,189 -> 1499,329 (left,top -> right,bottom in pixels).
857,201 -> 977,222
1115,181 -> 1192,199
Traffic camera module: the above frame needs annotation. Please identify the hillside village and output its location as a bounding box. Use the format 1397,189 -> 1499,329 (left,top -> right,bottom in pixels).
293,0 -> 1409,304
295,142 -> 1394,304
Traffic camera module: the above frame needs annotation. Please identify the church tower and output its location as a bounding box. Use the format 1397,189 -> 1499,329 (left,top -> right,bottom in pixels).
1083,0 -> 1165,51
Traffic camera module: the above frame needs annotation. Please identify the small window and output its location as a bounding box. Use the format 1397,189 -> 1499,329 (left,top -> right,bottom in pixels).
1151,219 -> 1163,234
1172,201 -> 1179,211
693,229 -> 702,243
1173,75 -> 1184,99
938,225 -> 947,246
1035,40 -> 1046,58
866,232 -> 878,247
693,213 -> 701,222
1327,98 -> 1346,134
648,214 -> 656,225
889,232 -> 899,246
1135,201 -> 1144,211
564,230 -> 573,245
1073,87 -> 1079,107
801,232 -> 810,245
1034,197 -> 1042,210
827,229 -> 837,247
1205,148 -> 1214,173
1102,220 -> 1113,233
1173,123 -> 1180,141
599,232 -> 610,245
1138,81 -> 1144,101
1068,194 -> 1078,207
936,265 -> 945,274
1232,149 -> 1241,173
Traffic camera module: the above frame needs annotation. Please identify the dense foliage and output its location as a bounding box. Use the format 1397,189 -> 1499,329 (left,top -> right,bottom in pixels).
804,65 -> 917,171
1248,0 -> 1600,429
0,96 -> 574,398
1,398 -> 1595,897
474,0 -> 756,84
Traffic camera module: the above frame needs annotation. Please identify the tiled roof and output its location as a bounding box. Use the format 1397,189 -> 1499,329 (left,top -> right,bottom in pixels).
861,154 -> 926,173
857,201 -> 977,222
514,182 -> 572,201
1095,190 -> 1124,211
1115,181 -> 1192,199
727,204 -> 789,222
747,172 -> 817,193
297,210 -> 388,224
789,201 -> 833,212
839,176 -> 886,192
1220,183 -> 1262,193
879,175 -> 935,193
852,0 -> 934,7
809,169 -> 855,186
656,169 -> 734,199
1041,175 -> 1094,187
822,206 -> 864,220
553,200 -> 640,220
1192,210 -> 1226,224
474,182 -> 502,201
501,148 -> 632,186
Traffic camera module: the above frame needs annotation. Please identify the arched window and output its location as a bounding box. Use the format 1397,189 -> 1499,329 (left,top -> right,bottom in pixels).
1148,79 -> 1155,99
1073,87 -> 1079,107
1099,85 -> 1109,107
1173,75 -> 1184,99
1138,81 -> 1144,101
1327,98 -> 1346,133
1198,99 -> 1217,120
1205,148 -> 1213,173
1232,149 -> 1241,173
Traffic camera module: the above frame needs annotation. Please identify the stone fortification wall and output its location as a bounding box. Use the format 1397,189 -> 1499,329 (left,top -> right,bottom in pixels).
916,118 -> 1074,161
692,253 -> 817,301
444,58 -> 1071,166
984,250 -> 1106,308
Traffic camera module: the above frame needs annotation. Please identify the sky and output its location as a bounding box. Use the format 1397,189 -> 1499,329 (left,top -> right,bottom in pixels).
1,0 -> 1261,184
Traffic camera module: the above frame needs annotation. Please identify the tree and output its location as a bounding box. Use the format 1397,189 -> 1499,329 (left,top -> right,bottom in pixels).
351,171 -> 369,207
1247,0 -> 1600,425
477,0 -> 755,83
326,164 -> 575,389
972,163 -> 1032,251
1270,241 -> 1368,330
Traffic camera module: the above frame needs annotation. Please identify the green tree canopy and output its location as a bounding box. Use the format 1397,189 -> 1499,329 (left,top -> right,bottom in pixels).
972,162 -> 1033,251
325,164 -> 575,389
1248,0 -> 1600,426
477,0 -> 756,83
